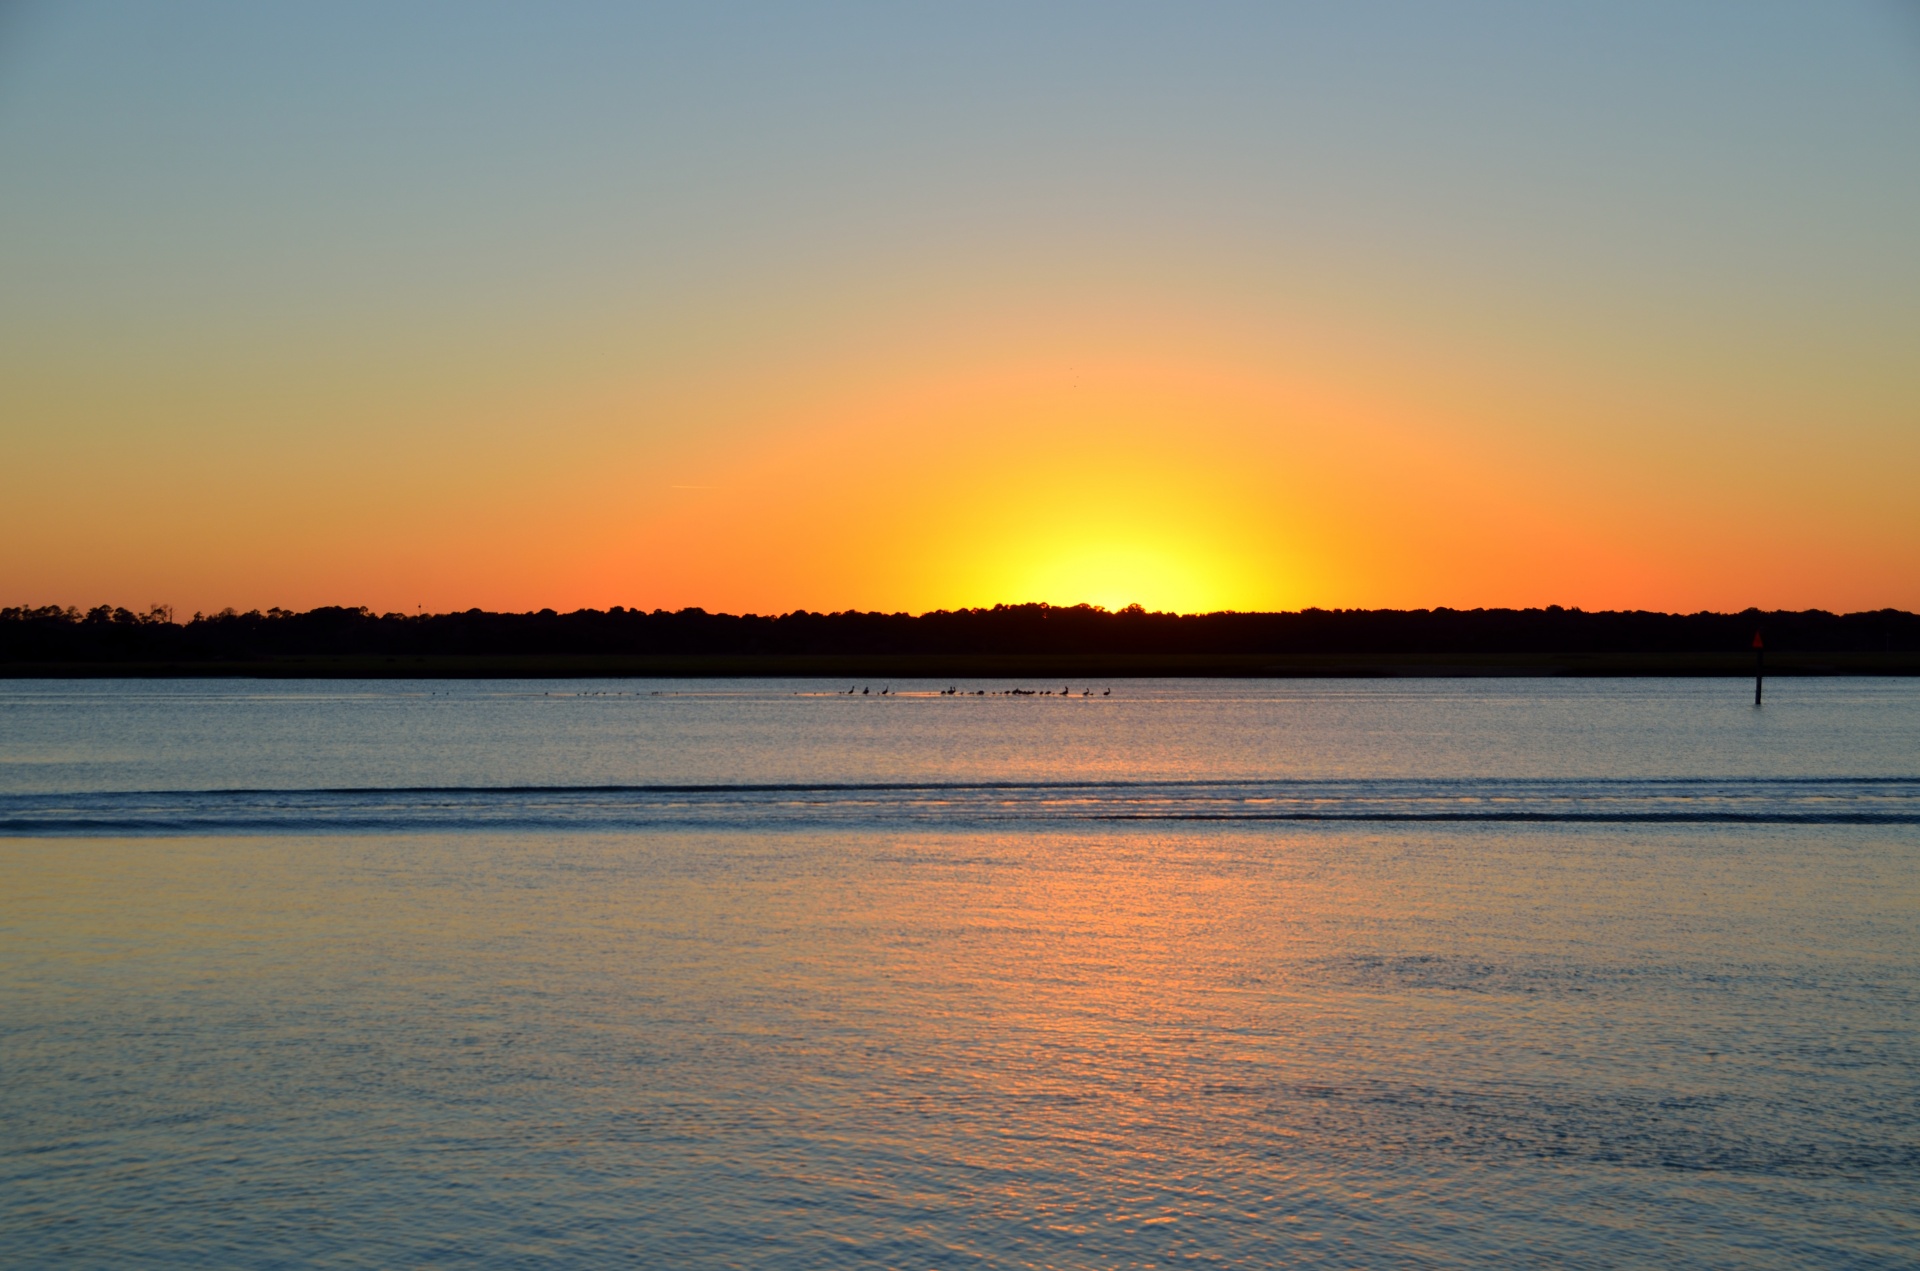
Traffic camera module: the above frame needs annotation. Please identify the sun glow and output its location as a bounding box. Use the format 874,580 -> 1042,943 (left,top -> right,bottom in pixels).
1007,540 -> 1227,614
909,416 -> 1289,615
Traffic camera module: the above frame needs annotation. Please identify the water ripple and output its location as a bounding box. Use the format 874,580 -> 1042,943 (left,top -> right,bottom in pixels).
3,776 -> 1916,835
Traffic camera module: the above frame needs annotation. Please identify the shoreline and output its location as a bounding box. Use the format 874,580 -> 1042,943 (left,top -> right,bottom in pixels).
5,651 -> 1918,678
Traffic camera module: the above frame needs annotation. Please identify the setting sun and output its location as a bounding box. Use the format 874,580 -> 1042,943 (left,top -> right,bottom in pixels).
1006,541 -> 1225,615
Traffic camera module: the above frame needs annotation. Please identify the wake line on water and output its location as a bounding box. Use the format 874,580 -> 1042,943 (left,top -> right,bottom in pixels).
7,814 -> 1917,836
1097,811 -> 1920,824
3,777 -> 1917,835
11,775 -> 1920,796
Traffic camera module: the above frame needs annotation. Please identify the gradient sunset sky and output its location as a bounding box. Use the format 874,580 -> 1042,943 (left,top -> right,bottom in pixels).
3,2 -> 1916,616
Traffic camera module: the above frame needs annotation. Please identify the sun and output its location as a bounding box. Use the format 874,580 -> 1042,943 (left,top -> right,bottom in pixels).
922,462 -> 1287,614
1004,540 -> 1229,613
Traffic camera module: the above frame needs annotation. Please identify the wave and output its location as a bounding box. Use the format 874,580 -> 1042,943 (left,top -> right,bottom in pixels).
2,776 -> 1917,835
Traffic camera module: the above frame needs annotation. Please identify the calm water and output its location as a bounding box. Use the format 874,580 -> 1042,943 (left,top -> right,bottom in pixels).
2,678 -> 1916,1267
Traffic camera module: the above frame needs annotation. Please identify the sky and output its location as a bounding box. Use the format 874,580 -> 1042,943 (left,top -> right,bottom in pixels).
3,1 -> 1917,616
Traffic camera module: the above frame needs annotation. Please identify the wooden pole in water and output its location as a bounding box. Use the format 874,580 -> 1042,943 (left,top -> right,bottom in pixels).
1752,630 -> 1764,706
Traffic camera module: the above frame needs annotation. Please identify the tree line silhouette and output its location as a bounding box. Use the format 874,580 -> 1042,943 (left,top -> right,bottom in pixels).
3,602 -> 1916,665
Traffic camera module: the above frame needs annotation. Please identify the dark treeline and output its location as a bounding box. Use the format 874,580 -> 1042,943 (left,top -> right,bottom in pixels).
4,602 -> 1917,664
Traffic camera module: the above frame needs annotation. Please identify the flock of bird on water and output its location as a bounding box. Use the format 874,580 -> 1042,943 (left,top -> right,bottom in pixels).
552,687 -> 1119,698
847,686 -> 1110,696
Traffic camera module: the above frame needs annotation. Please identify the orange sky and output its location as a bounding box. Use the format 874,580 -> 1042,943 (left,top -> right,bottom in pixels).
3,5 -> 1916,616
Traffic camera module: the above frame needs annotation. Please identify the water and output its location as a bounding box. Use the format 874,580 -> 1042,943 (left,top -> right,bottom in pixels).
2,678 -> 1916,1267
